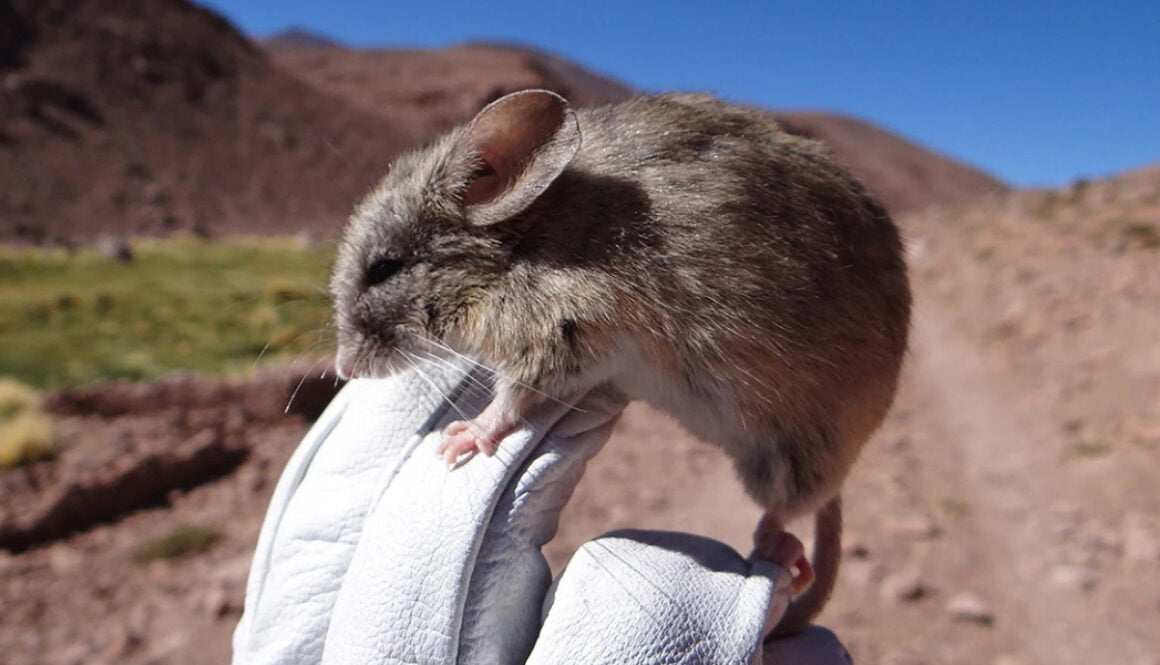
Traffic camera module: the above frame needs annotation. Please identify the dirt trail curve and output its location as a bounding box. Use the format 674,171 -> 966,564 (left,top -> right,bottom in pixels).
563,279 -> 1160,665
910,300 -> 1156,665
825,178 -> 1160,664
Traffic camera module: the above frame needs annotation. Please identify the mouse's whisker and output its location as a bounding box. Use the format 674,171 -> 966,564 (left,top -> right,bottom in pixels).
308,322 -> 338,342
252,342 -> 272,369
407,332 -> 584,412
400,349 -> 523,461
411,348 -> 494,398
402,355 -> 480,431
408,333 -> 496,374
284,356 -> 328,414
252,323 -> 334,372
394,350 -> 454,407
404,351 -> 491,411
278,337 -> 333,372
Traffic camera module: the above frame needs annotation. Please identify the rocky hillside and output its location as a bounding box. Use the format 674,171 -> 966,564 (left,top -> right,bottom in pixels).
268,42 -> 1007,215
772,112 -> 1008,213
268,42 -> 635,138
0,0 -> 424,244
1,0 -> 1007,246
0,2 -> 633,246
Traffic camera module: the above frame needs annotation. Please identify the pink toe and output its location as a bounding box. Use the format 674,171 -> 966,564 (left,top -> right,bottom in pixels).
439,432 -> 479,464
444,420 -> 472,436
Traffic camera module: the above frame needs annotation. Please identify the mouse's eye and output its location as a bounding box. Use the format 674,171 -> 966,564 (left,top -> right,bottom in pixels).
365,258 -> 404,287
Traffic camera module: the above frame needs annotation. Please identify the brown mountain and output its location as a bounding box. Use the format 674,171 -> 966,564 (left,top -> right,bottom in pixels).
268,42 -> 635,139
0,0 -> 417,244
0,0 -> 1005,247
0,2 -> 635,246
262,27 -> 342,52
771,111 -> 1008,213
268,43 -> 1008,214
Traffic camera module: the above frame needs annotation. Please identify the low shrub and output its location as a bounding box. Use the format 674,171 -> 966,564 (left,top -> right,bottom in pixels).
0,379 -> 55,468
133,524 -> 223,564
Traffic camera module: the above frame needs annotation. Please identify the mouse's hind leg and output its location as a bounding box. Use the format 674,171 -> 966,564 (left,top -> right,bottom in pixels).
753,513 -> 815,593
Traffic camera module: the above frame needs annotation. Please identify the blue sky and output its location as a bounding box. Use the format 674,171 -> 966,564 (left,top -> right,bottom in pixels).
200,1 -> 1159,187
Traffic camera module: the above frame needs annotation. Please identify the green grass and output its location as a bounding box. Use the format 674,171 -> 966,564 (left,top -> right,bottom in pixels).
133,524 -> 222,564
0,236 -> 336,389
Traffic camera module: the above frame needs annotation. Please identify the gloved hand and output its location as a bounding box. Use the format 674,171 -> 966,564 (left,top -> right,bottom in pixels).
230,360 -> 852,665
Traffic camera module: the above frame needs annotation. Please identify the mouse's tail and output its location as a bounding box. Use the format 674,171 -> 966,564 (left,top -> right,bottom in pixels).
770,495 -> 843,638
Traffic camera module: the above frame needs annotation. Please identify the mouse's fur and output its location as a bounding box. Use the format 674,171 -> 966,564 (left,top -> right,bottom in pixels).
332,90 -> 911,632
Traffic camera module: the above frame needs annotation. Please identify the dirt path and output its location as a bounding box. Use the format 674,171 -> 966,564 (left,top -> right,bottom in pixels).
558,270 -> 1160,665
824,265 -> 1159,665
910,301 -> 1128,665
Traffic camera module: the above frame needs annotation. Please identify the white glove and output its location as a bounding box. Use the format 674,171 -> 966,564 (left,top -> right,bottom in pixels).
231,361 -> 852,665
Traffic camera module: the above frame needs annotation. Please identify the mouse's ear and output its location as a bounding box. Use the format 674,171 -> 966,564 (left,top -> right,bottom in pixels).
455,89 -> 581,226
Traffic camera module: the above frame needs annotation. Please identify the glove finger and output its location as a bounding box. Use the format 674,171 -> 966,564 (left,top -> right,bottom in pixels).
321,376 -> 624,665
233,363 -> 472,665
526,529 -> 789,665
456,387 -> 627,664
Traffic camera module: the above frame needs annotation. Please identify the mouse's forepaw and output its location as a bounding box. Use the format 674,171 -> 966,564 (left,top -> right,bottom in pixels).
436,420 -> 502,465
434,387 -> 530,467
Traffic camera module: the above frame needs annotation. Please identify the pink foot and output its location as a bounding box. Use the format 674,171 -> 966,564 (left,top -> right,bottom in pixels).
753,515 -> 815,594
435,385 -> 535,467
436,420 -> 504,465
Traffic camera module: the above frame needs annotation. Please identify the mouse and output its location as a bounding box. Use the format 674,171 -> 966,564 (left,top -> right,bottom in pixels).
331,89 -> 911,636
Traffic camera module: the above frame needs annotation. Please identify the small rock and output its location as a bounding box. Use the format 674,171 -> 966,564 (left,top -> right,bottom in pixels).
842,559 -> 880,590
843,538 -> 871,559
210,554 -> 253,587
96,234 -> 133,262
880,569 -> 928,602
127,602 -> 152,634
47,545 -> 84,573
1123,513 -> 1159,564
1050,563 -> 1096,591
0,550 -> 16,574
1082,526 -> 1122,557
200,584 -> 231,617
879,649 -> 923,665
48,643 -> 91,665
946,592 -> 993,625
888,514 -> 943,540
99,623 -> 141,660
193,578 -> 241,618
142,631 -> 190,662
238,464 -> 268,494
906,238 -> 929,261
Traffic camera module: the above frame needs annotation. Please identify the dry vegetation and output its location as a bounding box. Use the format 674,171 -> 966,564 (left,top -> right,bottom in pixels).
133,524 -> 222,565
0,379 -> 55,469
